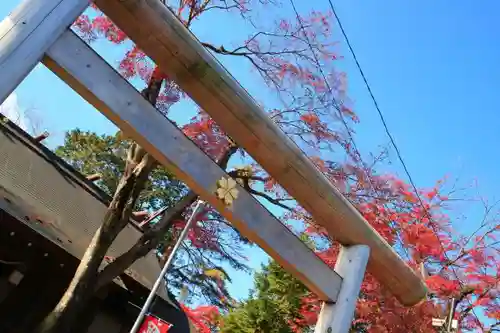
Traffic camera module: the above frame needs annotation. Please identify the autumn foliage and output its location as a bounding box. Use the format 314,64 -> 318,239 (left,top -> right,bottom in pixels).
67,1 -> 500,332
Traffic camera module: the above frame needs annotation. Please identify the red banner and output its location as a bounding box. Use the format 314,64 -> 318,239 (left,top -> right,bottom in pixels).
139,314 -> 173,333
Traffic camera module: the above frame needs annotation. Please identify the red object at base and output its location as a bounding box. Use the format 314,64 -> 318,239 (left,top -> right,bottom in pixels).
139,314 -> 173,333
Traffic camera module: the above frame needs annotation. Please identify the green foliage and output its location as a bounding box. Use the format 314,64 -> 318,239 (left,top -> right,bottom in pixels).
220,260 -> 312,333
54,129 -> 249,309
55,129 -> 186,210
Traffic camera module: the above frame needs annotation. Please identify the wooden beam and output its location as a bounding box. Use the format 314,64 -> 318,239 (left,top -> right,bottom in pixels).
92,0 -> 427,306
314,245 -> 370,333
43,30 -> 342,302
0,0 -> 88,103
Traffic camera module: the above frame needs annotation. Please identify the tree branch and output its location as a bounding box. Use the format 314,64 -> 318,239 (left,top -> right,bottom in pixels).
95,190 -> 198,290
226,170 -> 294,211
248,188 -> 294,212
95,145 -> 239,289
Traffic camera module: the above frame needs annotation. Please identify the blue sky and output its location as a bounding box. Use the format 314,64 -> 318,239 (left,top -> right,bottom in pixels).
1,0 -> 499,312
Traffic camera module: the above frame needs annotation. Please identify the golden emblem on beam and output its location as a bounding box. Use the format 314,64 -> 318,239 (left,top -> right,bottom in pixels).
216,177 -> 239,206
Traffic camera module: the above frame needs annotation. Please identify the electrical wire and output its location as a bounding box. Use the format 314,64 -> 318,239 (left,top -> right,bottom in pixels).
287,0 -> 361,162
286,0 -> 412,261
325,1 -> 484,329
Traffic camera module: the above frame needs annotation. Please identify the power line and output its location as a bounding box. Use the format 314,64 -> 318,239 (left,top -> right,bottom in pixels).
286,0 -> 364,167
325,1 -> 483,329
289,0 -> 482,327
286,0 -> 413,261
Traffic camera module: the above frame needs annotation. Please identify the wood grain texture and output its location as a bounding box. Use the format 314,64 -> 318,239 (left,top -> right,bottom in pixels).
0,0 -> 88,103
43,30 -> 343,302
92,0 -> 426,305
314,245 -> 370,333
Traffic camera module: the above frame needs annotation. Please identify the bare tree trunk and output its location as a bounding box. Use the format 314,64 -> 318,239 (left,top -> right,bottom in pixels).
37,153 -> 154,333
95,191 -> 198,289
94,145 -> 239,289
37,78 -> 163,333
37,67 -> 237,331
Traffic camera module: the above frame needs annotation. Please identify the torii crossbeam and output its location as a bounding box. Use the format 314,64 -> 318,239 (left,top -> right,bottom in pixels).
0,0 -> 427,332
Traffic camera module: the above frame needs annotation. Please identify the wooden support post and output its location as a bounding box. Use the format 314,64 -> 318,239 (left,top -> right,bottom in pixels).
314,245 -> 370,333
43,30 -> 343,302
0,0 -> 88,103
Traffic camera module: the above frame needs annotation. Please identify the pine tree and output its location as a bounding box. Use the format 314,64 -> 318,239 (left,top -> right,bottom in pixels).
221,260 -> 312,333
55,129 -> 186,211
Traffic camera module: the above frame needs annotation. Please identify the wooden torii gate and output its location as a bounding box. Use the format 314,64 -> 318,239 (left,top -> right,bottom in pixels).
0,0 -> 427,332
